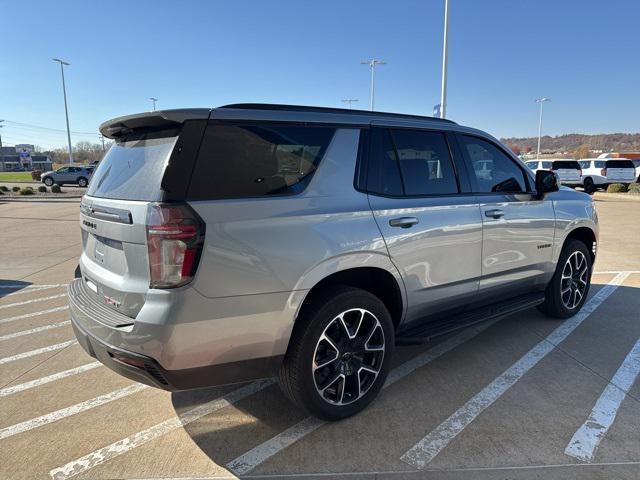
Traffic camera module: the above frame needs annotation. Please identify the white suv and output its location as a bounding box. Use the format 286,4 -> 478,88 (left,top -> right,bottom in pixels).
578,158 -> 636,193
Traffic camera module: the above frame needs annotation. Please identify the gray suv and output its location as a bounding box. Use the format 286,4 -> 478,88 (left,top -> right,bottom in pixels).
68,104 -> 598,420
42,165 -> 94,187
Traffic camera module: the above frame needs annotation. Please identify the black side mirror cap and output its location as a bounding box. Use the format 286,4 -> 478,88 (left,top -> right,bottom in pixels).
535,169 -> 559,196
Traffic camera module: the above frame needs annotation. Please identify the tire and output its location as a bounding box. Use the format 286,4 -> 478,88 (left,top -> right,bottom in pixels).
43,177 -> 54,186
583,177 -> 595,194
279,286 -> 394,421
538,239 -> 592,319
77,177 -> 88,187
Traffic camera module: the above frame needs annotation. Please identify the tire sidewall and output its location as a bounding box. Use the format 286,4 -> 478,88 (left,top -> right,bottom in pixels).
293,289 -> 394,420
77,177 -> 87,187
549,239 -> 593,318
44,177 -> 53,186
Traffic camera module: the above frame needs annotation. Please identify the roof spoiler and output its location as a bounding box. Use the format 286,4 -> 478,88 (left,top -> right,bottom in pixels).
99,109 -> 211,139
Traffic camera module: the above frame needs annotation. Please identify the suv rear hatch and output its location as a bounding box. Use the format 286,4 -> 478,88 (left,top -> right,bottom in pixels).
551,160 -> 581,183
604,160 -> 635,182
78,111 -> 208,321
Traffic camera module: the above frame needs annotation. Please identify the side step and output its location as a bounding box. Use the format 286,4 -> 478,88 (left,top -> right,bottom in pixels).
395,292 -> 545,346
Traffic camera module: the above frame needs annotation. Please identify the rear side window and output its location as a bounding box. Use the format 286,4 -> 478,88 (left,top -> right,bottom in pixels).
595,161 -> 605,168
579,161 -> 590,169
188,124 -> 335,200
525,162 -> 537,170
605,160 -> 634,169
459,135 -> 527,193
87,134 -> 178,201
541,161 -> 552,169
552,161 -> 581,170
367,128 -> 458,196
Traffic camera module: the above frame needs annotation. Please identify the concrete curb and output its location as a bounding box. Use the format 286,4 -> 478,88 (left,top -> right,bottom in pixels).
593,192 -> 640,202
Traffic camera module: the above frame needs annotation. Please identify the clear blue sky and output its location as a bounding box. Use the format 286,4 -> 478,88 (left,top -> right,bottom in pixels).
1,0 -> 639,149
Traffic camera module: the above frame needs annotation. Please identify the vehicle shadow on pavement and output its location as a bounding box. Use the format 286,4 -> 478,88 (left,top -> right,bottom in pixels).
0,280 -> 33,298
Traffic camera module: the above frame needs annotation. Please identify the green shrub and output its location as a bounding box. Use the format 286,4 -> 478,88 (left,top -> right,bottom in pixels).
31,170 -> 42,181
51,185 -> 62,193
0,189 -> 4,195
628,183 -> 640,194
607,183 -> 628,193
0,186 -> 8,192
12,186 -> 20,192
26,186 -> 34,191
38,186 -> 47,193
19,187 -> 34,195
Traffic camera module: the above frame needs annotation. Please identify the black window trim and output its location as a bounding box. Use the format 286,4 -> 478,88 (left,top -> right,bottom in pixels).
456,132 -> 536,196
363,126 -> 468,199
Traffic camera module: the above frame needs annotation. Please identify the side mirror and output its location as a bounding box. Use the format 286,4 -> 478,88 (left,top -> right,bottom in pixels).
535,169 -> 559,196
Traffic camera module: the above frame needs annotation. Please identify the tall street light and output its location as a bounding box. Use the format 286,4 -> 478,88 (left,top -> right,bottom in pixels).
341,98 -> 359,109
439,0 -> 450,119
0,120 -> 4,150
52,58 -> 73,164
535,97 -> 551,161
149,97 -> 158,111
361,59 -> 386,111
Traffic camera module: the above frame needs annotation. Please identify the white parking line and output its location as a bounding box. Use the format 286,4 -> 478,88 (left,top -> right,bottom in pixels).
227,319 -> 499,475
49,379 -> 274,480
0,362 -> 102,398
0,293 -> 67,310
0,320 -> 71,341
1,285 -> 64,298
0,305 -> 69,325
565,337 -> 640,462
400,271 -> 630,469
0,284 -> 65,289
0,340 -> 77,365
0,383 -> 148,440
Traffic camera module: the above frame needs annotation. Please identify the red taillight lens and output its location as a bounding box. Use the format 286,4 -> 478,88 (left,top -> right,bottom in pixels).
601,168 -> 607,176
146,203 -> 205,289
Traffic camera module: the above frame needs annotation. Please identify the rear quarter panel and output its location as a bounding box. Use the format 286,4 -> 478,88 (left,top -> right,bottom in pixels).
548,188 -> 598,263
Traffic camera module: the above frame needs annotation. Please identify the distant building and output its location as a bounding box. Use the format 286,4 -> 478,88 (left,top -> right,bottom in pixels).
598,152 -> 640,160
0,145 -> 53,172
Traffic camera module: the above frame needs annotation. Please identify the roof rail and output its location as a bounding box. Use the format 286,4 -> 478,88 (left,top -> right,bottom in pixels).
219,103 -> 457,124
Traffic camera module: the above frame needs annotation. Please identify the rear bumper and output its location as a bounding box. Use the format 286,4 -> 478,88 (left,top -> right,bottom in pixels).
68,279 -> 284,391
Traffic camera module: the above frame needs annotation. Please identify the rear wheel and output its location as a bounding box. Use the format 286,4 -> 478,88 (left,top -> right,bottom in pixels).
583,177 -> 595,194
77,177 -> 88,187
279,286 -> 394,421
538,239 -> 592,318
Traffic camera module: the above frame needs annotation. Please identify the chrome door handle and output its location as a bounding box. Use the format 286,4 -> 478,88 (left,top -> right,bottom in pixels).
484,209 -> 505,219
389,217 -> 419,228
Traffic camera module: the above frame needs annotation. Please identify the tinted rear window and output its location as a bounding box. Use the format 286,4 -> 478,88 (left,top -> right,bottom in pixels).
188,124 -> 335,200
86,134 -> 177,201
552,161 -> 580,170
605,160 -> 634,169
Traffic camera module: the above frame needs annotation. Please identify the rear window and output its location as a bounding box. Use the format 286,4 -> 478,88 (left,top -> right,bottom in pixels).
86,133 -> 177,201
605,160 -> 634,169
552,161 -> 580,170
187,124 -> 336,200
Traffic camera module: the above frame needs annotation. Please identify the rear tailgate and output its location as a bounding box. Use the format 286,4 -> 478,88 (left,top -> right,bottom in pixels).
552,161 -> 581,182
605,160 -> 636,182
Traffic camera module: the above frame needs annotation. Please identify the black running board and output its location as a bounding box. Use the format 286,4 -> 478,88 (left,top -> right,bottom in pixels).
395,292 -> 545,346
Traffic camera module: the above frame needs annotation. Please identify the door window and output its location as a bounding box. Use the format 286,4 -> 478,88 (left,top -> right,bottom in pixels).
367,128 -> 459,196
460,135 -> 527,193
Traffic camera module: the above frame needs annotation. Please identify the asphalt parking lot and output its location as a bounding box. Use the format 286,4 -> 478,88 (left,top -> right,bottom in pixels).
0,197 -> 639,480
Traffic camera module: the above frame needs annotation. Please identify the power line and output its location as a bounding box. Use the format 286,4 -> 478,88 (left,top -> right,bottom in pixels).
2,120 -> 95,135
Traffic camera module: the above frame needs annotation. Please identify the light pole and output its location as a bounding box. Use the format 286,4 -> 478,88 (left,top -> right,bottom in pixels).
535,97 -> 551,161
0,120 -> 4,151
149,97 -> 158,111
439,0 -> 450,119
360,59 -> 386,111
52,58 -> 73,164
341,98 -> 359,109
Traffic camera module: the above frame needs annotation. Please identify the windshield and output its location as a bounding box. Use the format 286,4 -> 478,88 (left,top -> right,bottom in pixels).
86,134 -> 177,201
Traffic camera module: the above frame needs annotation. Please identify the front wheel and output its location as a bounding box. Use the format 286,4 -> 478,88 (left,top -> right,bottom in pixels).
279,286 -> 394,421
538,239 -> 592,318
43,177 -> 54,187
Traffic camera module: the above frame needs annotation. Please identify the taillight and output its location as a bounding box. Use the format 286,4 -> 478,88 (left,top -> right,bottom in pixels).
601,168 -> 607,176
146,203 -> 205,289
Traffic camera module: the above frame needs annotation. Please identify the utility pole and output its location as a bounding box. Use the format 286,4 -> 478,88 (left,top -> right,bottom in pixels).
341,99 -> 359,109
0,120 -> 4,151
360,59 -> 386,111
53,59 -> 73,164
535,97 -> 551,161
99,133 -> 106,153
439,0 -> 450,119
149,97 -> 158,111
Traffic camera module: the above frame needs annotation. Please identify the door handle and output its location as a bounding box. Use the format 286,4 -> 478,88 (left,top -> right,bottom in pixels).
484,209 -> 505,219
389,217 -> 419,228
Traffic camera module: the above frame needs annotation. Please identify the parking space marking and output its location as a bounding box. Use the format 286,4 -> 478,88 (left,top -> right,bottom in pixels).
0,340 -> 77,365
0,293 -> 67,310
0,383 -> 148,440
400,271 -> 630,469
0,305 -> 69,325
565,337 -> 640,463
0,320 -> 71,341
227,319 -> 499,475
0,362 -> 102,398
0,285 -> 64,298
0,284 -> 65,289
49,379 -> 274,480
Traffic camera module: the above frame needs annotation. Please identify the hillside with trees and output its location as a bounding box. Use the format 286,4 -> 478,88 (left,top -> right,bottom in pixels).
500,133 -> 640,157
